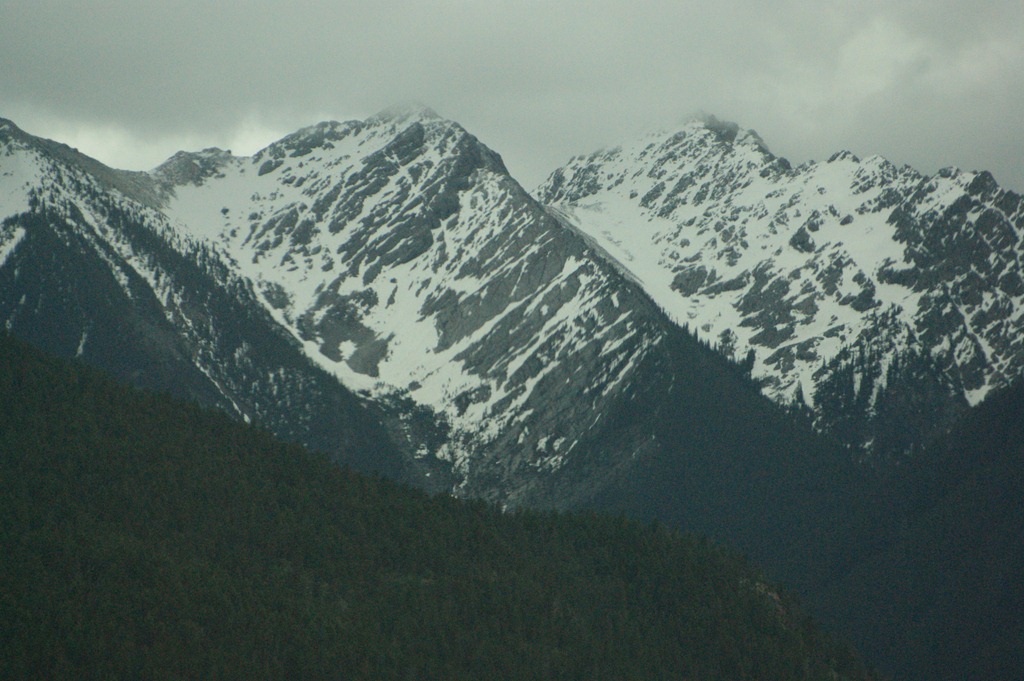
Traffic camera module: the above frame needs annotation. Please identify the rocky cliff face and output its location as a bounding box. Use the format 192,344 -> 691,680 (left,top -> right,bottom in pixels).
537,116 -> 1024,458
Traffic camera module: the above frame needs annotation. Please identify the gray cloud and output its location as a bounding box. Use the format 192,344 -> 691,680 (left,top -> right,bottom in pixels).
2,0 -> 1021,191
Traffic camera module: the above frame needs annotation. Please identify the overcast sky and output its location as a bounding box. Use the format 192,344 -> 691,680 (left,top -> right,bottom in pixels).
2,1 -> 1022,192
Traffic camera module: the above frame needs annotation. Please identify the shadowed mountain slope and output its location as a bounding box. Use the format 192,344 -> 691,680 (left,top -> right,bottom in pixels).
0,333 -> 879,681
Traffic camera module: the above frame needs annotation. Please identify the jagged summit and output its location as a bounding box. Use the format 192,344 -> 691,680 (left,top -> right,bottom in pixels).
0,117 -> 28,145
692,113 -> 770,152
238,107 -> 509,181
252,120 -> 360,163
4,104 -> 1023,467
554,115 -> 775,178
152,147 -> 238,188
681,114 -> 771,148
696,112 -> 740,134
142,103 -> 652,502
538,120 -> 1024,458
542,116 -> 787,208
826,149 -> 861,164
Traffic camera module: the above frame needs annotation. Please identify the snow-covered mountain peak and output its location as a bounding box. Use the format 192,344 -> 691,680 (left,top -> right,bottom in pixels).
3,110 -> 1020,680
243,108 -> 509,184
0,117 -> 87,166
539,120 -> 1024,455
542,117 -> 788,210
6,104 -> 1023,476
252,120 -> 362,163
2,108 -> 602,493
691,114 -> 771,153
152,108 -> 659,493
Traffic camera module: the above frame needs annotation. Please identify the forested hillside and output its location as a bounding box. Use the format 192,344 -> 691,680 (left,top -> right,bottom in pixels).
0,334 -> 878,680
819,379 -> 1024,681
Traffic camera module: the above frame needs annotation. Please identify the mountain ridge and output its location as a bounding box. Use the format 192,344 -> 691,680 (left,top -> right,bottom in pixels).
538,115 -> 1024,459
7,104 -> 1023,490
0,116 -> 410,480
147,107 -> 677,505
3,107 -> 1023,680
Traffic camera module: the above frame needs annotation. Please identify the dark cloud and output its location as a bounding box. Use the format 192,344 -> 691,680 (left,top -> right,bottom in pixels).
2,1 -> 1021,191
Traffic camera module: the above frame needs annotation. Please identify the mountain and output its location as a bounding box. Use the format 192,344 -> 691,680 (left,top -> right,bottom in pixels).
3,107 -> 1021,679
820,376 -> 1024,681
537,115 -> 1024,461
1,107 -> 862,519
0,332 -> 881,681
0,104 -> 887,622
0,117 -> 406,480
149,105 -> 671,507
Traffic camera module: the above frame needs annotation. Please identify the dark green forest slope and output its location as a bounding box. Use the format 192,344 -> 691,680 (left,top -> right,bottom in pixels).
819,379 -> 1024,681
0,334 -> 877,680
